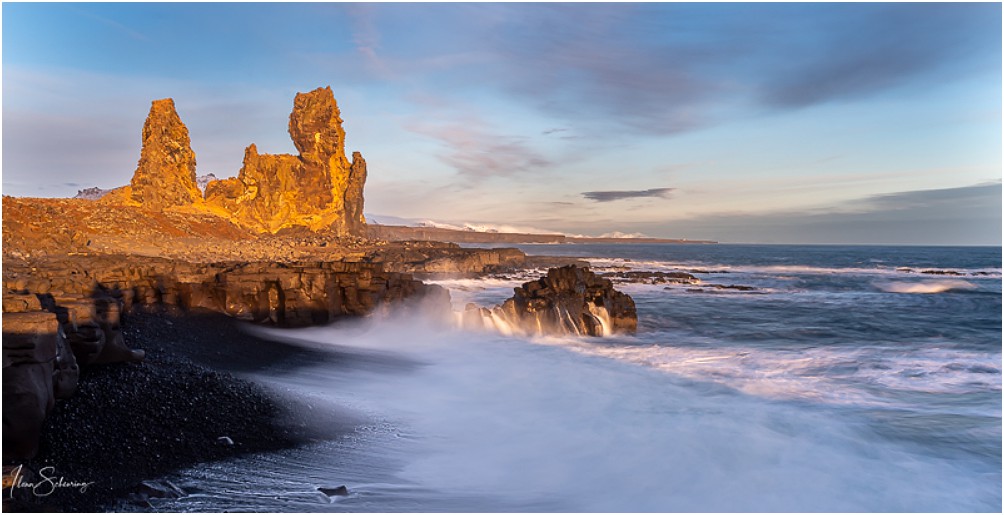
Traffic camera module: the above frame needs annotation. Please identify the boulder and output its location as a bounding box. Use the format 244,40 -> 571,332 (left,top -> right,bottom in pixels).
318,486 -> 350,497
2,312 -> 62,460
484,266 -> 636,337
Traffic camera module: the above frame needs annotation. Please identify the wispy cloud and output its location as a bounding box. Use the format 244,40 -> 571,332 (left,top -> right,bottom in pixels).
403,3 -> 1001,135
345,3 -> 396,80
70,6 -> 149,42
405,117 -> 552,180
479,4 -> 720,135
757,4 -> 1001,108
854,182 -> 1002,212
582,188 -> 675,202
665,182 -> 1002,244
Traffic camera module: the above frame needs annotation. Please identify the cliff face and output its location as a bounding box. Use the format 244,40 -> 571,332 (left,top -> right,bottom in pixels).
204,86 -> 367,235
125,99 -> 203,210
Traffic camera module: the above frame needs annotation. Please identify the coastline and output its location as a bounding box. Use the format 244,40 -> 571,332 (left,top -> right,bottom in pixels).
4,308 -> 349,512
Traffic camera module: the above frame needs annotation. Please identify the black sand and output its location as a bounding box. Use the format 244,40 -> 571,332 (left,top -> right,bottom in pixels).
5,308 -> 347,512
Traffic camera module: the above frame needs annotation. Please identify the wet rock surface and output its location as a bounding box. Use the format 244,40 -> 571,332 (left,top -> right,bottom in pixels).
470,266 -> 637,337
600,270 -> 701,284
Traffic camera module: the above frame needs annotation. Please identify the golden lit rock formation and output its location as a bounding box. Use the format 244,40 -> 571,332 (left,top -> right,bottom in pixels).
108,87 -> 368,236
105,98 -> 203,210
204,86 -> 368,235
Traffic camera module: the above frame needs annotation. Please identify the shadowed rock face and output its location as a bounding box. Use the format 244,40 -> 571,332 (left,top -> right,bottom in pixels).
2,310 -> 77,460
465,266 -> 637,337
204,86 -> 367,235
128,99 -> 202,210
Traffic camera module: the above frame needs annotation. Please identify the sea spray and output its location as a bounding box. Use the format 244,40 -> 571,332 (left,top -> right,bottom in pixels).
875,279 -> 978,294
148,244 -> 1000,512
237,311 -> 1000,512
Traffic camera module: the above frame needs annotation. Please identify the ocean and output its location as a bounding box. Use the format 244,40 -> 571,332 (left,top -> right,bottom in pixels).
137,244 -> 1002,512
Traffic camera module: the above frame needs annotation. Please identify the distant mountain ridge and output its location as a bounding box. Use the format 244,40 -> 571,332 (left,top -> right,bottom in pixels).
367,224 -> 716,245
73,187 -> 111,200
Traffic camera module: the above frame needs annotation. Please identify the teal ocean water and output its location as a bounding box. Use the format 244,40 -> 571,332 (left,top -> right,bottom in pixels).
139,244 -> 1002,512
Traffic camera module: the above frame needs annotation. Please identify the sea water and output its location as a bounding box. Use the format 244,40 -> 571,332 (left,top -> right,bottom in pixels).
142,244 -> 1001,512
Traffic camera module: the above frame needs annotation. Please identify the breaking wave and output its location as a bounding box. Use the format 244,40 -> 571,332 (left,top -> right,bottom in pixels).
875,279 -> 979,294
216,313 -> 1002,512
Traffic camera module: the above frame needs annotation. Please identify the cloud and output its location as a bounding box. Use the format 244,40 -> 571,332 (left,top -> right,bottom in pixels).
659,182 -> 1002,245
582,188 -> 674,202
70,5 -> 150,42
385,3 -> 1000,135
852,183 -> 1002,213
758,4 -> 1002,108
404,116 -> 552,180
345,3 -> 396,80
478,4 -> 721,135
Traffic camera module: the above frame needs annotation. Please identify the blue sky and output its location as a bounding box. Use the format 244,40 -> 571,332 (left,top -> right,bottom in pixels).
2,2 -> 1001,244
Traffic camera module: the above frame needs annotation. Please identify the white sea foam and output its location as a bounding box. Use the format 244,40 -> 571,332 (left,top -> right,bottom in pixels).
246,313 -> 1000,512
583,257 -> 1003,279
530,337 -> 1001,414
875,279 -> 978,294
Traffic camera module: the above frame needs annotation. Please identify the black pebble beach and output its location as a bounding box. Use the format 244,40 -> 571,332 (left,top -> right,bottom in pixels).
5,309 -> 340,512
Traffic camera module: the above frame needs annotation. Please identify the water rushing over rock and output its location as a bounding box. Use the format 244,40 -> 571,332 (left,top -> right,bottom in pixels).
463,266 -> 637,337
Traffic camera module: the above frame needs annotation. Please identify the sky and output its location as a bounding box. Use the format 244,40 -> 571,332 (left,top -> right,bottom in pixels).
2,2 -> 1001,245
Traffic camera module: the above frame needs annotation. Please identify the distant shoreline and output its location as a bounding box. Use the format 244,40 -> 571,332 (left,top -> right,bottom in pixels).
367,224 -> 717,245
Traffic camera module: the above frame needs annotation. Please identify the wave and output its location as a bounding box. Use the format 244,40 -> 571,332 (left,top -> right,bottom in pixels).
532,337 -> 1001,414
581,258 -> 1002,278
874,280 -> 979,294
231,315 -> 1001,512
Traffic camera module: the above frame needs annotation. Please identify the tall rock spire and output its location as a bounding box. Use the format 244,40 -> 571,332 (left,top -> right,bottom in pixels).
128,99 -> 202,209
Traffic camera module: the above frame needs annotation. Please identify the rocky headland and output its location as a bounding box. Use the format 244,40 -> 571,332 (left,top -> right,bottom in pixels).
2,87 -> 638,511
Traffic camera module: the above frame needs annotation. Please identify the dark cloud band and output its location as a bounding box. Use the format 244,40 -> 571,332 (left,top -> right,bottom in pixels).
582,187 -> 674,202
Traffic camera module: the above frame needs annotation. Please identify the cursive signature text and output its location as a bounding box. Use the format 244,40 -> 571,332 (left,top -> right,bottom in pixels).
5,465 -> 95,497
